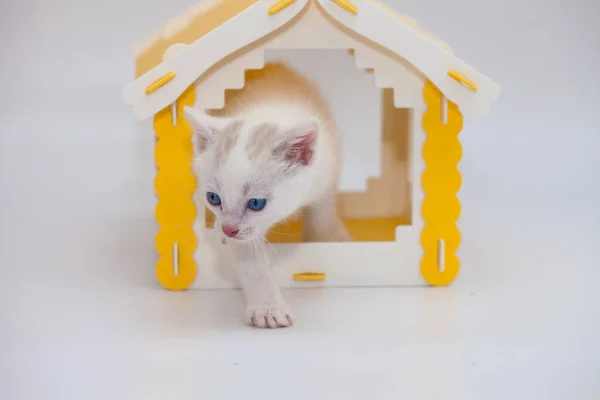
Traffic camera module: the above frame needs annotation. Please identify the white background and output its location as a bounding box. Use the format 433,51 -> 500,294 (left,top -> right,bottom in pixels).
1,0 -> 599,399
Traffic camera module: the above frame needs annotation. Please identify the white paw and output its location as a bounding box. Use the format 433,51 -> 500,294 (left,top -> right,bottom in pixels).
246,302 -> 294,329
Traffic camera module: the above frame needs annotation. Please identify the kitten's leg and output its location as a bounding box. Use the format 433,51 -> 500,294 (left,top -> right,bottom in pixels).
303,193 -> 352,243
229,240 -> 293,328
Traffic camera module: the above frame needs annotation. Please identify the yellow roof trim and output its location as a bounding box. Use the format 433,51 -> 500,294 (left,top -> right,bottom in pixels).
332,0 -> 357,14
145,72 -> 176,94
268,0 -> 296,15
447,70 -> 478,92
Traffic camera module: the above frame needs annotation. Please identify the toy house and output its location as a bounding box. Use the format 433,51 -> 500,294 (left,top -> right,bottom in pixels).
122,0 -> 500,290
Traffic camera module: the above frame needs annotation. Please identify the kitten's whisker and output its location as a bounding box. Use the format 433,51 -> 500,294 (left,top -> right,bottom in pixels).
265,239 -> 281,262
249,238 -> 256,260
256,239 -> 269,265
180,235 -> 198,256
267,230 -> 297,237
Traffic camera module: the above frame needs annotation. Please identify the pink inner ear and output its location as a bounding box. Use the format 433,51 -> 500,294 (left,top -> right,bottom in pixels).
196,135 -> 209,153
285,131 -> 315,166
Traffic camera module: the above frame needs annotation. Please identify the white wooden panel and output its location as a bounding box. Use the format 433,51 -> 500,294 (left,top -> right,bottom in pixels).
124,0 -> 499,120
191,226 -> 424,289
316,0 -> 500,116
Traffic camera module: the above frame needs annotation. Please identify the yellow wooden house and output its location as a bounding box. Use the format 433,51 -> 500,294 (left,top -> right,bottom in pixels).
122,0 -> 500,290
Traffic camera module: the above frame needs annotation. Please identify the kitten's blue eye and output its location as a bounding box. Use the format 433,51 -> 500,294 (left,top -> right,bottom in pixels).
207,192 -> 221,206
247,198 -> 267,211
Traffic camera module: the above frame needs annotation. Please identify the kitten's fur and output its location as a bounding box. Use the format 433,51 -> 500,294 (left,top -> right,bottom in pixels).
184,62 -> 350,328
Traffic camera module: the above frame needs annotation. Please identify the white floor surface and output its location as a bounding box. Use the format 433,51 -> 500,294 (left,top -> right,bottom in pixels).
1,211 -> 598,399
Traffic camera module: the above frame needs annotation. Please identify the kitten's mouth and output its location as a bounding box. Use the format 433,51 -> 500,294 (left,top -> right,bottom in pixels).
222,235 -> 255,243
218,228 -> 256,242
216,221 -> 257,242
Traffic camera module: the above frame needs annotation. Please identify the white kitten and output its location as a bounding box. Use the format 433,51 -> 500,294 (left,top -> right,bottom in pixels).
184,63 -> 350,328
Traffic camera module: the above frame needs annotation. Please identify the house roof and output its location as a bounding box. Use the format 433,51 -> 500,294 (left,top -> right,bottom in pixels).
123,0 -> 500,121
133,0 -> 257,78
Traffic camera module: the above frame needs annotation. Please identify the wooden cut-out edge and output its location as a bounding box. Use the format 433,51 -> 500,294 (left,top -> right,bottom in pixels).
171,101 -> 178,126
420,80 -> 462,286
173,242 -> 179,277
154,85 -> 198,290
201,71 -> 412,243
440,95 -> 448,125
437,238 -> 445,272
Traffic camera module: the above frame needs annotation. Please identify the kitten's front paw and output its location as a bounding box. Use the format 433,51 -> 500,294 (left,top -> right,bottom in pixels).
246,302 -> 294,329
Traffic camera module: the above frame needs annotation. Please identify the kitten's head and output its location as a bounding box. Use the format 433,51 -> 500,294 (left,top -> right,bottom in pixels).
184,107 -> 320,242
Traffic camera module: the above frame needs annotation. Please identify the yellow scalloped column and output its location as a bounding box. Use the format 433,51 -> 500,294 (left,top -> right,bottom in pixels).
154,86 -> 197,290
421,81 -> 463,286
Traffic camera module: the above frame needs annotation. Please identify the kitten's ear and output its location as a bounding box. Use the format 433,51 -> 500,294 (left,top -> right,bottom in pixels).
183,107 -> 219,153
277,117 -> 320,167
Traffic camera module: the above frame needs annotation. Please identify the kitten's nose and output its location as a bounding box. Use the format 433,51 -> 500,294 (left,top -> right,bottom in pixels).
222,224 -> 239,238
